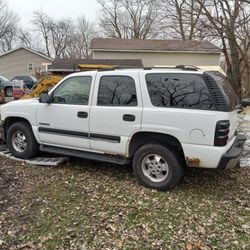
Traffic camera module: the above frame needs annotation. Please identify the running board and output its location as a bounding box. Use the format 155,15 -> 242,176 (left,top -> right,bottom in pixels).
40,145 -> 131,165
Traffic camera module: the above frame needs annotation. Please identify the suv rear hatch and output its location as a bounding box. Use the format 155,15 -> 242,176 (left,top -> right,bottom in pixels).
204,71 -> 239,146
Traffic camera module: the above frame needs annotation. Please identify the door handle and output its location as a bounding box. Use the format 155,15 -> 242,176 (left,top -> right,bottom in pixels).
78,111 -> 88,118
123,114 -> 135,122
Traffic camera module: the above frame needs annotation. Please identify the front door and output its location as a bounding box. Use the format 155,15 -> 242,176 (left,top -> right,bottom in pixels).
37,75 -> 94,150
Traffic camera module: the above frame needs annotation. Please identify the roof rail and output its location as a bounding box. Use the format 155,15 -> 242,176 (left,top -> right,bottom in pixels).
143,66 -> 176,70
175,65 -> 200,71
97,66 -> 140,71
95,65 -> 201,72
143,65 -> 200,71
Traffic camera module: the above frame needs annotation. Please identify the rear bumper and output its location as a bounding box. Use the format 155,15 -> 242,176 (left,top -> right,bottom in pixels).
217,134 -> 247,169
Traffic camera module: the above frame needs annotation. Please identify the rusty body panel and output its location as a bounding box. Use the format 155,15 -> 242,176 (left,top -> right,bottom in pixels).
186,157 -> 201,167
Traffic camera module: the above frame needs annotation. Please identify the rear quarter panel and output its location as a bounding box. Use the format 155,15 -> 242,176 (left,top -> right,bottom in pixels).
138,70 -> 240,168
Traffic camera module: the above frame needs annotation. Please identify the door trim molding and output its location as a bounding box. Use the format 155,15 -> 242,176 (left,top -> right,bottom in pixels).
90,133 -> 121,143
38,127 -> 121,143
38,127 -> 89,139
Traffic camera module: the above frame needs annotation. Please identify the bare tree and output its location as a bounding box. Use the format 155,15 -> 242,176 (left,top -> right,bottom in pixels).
236,7 -> 250,97
33,10 -> 52,57
0,29 -> 16,52
17,28 -> 32,48
0,0 -> 18,53
98,0 -> 161,39
194,0 -> 250,96
49,18 -> 74,58
160,0 -> 211,41
66,17 -> 97,58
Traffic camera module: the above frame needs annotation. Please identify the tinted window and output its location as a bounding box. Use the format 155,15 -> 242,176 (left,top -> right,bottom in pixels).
207,71 -> 239,110
52,76 -> 92,105
98,76 -> 137,106
146,73 -> 215,110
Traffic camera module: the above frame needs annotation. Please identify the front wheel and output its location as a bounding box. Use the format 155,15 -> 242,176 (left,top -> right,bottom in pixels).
7,122 -> 39,159
132,144 -> 183,190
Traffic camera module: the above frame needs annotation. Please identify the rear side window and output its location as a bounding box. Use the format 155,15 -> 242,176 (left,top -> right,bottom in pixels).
98,76 -> 137,106
146,73 -> 215,110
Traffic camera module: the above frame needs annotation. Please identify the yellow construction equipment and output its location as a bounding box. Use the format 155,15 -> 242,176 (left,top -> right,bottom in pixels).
13,75 -> 62,100
21,75 -> 62,99
78,64 -> 118,70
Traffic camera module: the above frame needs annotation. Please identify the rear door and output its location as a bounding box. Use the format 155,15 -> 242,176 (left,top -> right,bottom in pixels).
89,71 -> 142,156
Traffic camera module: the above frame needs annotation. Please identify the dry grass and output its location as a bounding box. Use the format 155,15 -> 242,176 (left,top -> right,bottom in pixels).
0,157 -> 249,250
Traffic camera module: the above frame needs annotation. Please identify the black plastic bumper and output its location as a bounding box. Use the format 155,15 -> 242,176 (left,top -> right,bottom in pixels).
217,134 -> 247,170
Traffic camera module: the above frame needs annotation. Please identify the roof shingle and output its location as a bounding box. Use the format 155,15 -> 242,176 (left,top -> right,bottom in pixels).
90,38 -> 221,53
48,58 -> 143,71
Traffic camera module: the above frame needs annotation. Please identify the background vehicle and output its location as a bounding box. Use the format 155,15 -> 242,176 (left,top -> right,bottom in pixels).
0,75 -> 14,97
11,75 -> 37,89
0,66 -> 249,190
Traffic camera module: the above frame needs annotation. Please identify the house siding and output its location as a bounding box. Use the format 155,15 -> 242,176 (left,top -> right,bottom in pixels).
93,51 -> 220,67
0,48 -> 52,79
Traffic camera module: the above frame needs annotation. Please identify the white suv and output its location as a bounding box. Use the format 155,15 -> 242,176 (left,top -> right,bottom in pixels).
0,67 -> 249,190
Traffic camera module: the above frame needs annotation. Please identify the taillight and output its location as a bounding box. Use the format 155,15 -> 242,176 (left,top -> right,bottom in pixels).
214,120 -> 230,146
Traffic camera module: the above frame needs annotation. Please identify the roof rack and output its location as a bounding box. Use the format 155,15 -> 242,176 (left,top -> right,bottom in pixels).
96,65 -> 201,72
175,65 -> 200,71
97,65 -> 141,71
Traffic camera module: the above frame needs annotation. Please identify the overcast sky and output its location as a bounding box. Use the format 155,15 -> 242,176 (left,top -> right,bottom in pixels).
8,0 -> 99,26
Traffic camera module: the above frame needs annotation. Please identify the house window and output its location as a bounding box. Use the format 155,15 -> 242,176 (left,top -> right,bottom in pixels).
28,63 -> 33,71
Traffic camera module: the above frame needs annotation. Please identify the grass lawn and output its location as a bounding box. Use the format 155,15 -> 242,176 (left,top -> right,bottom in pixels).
0,157 -> 249,249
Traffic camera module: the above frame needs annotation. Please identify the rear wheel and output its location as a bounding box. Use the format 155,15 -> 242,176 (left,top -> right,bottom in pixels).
7,122 -> 39,159
5,87 -> 13,97
132,144 -> 183,190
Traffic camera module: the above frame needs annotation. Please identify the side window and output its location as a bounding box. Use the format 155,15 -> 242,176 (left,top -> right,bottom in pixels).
97,76 -> 137,106
146,73 -> 215,110
52,76 -> 92,105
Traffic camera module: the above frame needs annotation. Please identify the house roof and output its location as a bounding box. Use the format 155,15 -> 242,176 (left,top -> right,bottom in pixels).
90,38 -> 221,54
0,46 -> 54,61
48,58 -> 144,72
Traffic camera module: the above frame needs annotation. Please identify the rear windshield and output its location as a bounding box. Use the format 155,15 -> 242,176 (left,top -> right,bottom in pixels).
206,71 -> 239,110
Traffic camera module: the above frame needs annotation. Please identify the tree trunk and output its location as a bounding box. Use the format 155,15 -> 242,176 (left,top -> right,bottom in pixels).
227,35 -> 242,97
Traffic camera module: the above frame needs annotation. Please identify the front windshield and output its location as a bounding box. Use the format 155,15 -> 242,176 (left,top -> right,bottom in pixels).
30,76 -> 37,81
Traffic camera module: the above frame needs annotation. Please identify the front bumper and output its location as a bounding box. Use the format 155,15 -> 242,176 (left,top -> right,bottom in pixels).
217,134 -> 247,169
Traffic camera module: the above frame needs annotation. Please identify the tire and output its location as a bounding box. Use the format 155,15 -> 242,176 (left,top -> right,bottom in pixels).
5,87 -> 13,97
6,122 -> 39,159
132,144 -> 183,191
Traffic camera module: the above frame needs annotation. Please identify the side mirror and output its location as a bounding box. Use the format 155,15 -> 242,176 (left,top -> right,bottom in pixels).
39,92 -> 52,104
240,98 -> 250,107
